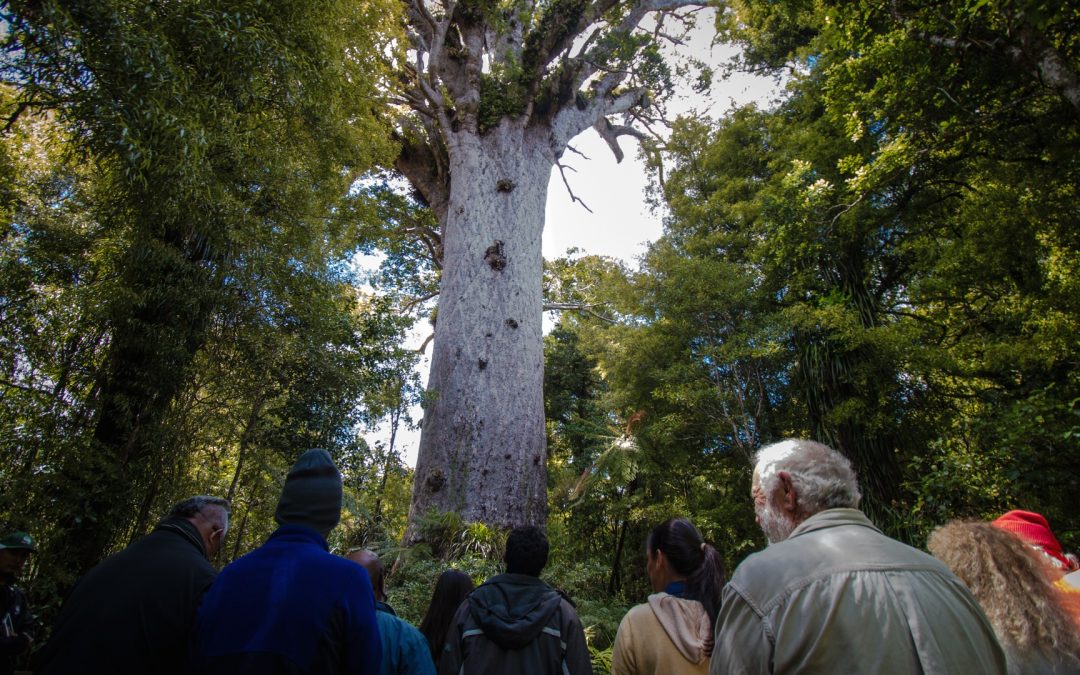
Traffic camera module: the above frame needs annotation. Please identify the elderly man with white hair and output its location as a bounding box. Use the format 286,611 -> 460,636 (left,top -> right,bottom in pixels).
711,439 -> 1006,675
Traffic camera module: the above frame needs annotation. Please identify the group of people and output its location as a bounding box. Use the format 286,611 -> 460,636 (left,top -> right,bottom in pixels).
2,440 -> 1079,674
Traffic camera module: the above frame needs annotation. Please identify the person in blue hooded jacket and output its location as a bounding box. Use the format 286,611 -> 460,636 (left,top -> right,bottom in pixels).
348,549 -> 436,675
193,448 -> 382,675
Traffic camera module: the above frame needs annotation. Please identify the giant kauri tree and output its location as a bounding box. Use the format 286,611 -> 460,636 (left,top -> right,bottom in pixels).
394,0 -> 710,537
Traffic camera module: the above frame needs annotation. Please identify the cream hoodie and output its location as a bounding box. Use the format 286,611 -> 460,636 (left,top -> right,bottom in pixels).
611,593 -> 711,675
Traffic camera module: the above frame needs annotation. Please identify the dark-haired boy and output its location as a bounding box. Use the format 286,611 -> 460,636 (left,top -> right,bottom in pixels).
439,525 -> 592,675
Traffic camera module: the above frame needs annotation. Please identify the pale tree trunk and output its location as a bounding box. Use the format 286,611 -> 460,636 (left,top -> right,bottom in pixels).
406,121 -> 553,537
394,0 -> 707,540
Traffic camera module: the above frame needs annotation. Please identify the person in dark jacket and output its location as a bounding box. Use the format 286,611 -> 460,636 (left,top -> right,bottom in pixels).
0,532 -> 36,675
439,525 -> 592,675
347,549 -> 435,675
193,448 -> 382,675
35,495 -> 230,675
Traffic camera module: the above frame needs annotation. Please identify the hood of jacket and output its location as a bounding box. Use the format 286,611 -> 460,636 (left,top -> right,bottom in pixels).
468,573 -> 564,650
647,592 -> 711,664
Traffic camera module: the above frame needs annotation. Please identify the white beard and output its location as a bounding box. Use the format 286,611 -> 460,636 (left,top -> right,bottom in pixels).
756,499 -> 797,545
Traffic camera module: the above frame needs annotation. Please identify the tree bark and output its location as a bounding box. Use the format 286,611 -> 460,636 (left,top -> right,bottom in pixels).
406,121 -> 552,538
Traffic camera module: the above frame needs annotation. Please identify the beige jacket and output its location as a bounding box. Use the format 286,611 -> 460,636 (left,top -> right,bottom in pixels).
612,593 -> 710,675
711,508 -> 1007,675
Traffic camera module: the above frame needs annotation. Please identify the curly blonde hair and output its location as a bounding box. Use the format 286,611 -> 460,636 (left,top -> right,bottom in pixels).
928,521 -> 1080,671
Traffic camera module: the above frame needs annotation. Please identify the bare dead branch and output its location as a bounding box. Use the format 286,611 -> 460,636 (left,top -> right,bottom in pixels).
556,160 -> 594,213
594,117 -> 649,162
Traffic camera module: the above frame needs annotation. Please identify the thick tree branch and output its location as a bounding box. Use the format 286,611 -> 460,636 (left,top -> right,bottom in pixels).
593,116 -> 648,162
407,0 -> 438,43
913,23 -> 1080,114
1011,19 -> 1080,113
446,14 -> 485,125
520,0 -> 622,96
395,128 -> 451,224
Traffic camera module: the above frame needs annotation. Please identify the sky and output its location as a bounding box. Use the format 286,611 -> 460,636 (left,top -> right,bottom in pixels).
368,20 -> 783,467
543,42 -> 784,264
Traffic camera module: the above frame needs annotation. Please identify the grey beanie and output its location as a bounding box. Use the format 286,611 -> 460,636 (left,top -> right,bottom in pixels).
274,448 -> 343,537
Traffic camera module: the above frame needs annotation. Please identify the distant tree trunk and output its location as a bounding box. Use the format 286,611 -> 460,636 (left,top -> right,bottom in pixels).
129,470 -> 164,545
405,122 -> 551,538
228,394 -> 266,503
608,519 -> 629,595
796,250 -> 904,515
48,229 -> 218,576
370,405 -> 400,540
230,507 -> 250,562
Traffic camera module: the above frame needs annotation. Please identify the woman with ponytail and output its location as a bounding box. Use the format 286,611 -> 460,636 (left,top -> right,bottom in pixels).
611,517 -> 725,675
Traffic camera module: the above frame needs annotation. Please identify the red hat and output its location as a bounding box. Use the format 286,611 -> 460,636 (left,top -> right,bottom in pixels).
992,510 -> 1072,571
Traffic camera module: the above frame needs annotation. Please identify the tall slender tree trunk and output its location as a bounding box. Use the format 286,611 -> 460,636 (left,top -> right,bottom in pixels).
228,394 -> 265,503
406,121 -> 553,538
608,519 -> 629,595
370,401 -> 401,540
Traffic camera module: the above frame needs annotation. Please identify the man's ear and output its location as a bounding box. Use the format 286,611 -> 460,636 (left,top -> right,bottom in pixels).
208,527 -> 224,556
776,471 -> 798,515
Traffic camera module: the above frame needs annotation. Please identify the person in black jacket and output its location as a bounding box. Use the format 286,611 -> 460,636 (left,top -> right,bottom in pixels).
0,532 -> 36,675
439,525 -> 592,675
35,495 -> 229,675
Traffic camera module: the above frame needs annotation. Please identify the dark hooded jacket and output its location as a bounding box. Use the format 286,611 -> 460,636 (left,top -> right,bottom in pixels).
438,573 -> 591,675
35,517 -> 216,675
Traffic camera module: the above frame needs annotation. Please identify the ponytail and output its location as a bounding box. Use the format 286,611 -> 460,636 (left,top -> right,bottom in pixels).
688,542 -> 725,628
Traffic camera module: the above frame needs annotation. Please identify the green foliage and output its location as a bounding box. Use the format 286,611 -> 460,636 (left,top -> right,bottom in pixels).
382,554 -> 501,626
479,62 -> 530,133
382,510 -> 631,656
415,508 -> 505,561
589,644 -> 614,675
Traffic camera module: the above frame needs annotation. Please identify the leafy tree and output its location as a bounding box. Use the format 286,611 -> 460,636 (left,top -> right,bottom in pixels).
0,88 -> 114,561
1,0 -> 399,581
542,252 -> 764,594
714,0 -> 1080,540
